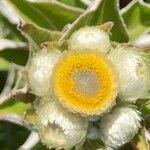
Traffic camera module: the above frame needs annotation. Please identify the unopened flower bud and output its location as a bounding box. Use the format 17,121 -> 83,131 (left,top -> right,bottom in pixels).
69,26 -> 111,54
35,98 -> 88,149
99,105 -> 142,148
27,49 -> 61,97
108,46 -> 150,101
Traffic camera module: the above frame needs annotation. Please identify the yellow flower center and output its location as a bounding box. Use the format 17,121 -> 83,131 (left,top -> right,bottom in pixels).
53,50 -> 118,116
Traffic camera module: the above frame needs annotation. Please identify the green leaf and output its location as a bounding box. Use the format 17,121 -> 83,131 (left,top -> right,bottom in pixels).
32,142 -> 49,150
141,103 -> 150,115
59,0 -> 90,9
122,0 -> 150,41
0,39 -> 28,65
90,0 -> 129,42
19,23 -> 62,52
0,12 -> 25,41
59,0 -> 129,43
0,98 -> 34,130
0,68 -> 15,103
0,99 -> 31,116
7,0 -> 83,30
0,121 -> 30,150
0,0 -> 26,42
0,57 -> 11,70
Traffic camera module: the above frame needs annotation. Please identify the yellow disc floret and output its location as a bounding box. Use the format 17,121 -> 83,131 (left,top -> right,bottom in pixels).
52,50 -> 118,116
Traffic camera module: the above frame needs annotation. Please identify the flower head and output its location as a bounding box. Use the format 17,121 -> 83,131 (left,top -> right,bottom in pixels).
52,50 -> 118,116
26,25 -> 147,149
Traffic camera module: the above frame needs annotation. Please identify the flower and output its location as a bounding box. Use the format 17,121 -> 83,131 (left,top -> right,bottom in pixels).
69,26 -> 111,54
27,48 -> 61,97
99,104 -> 142,148
35,97 -> 88,149
52,50 -> 118,116
108,46 -> 150,101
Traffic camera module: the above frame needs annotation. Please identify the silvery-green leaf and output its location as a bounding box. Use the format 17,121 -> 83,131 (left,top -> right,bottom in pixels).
0,99 -> 31,116
7,0 -> 83,30
0,99 -> 33,130
18,132 -> 40,150
0,0 -> 25,41
19,23 -> 62,52
59,0 -> 91,9
0,121 -> 32,149
0,68 -> 15,102
0,39 -> 28,65
122,0 -> 150,41
59,0 -> 129,43
0,57 -> 10,70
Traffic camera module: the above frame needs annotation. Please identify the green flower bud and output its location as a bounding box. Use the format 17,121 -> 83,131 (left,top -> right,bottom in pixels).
69,26 -> 111,54
27,49 -> 61,97
99,105 -> 142,148
35,97 -> 88,150
108,46 -> 150,101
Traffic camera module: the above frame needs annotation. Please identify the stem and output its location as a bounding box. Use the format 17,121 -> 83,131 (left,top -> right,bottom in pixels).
18,131 -> 39,150
11,83 -> 28,97
0,67 -> 22,104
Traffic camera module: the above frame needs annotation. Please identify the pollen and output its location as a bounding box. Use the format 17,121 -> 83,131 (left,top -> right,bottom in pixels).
52,50 -> 118,116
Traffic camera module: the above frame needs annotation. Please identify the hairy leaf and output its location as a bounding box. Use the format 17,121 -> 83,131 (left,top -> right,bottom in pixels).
59,0 -> 129,43
0,58 -> 11,70
0,11 -> 25,41
0,121 -> 30,150
19,23 -> 62,52
0,99 -> 31,116
59,0 -> 90,9
0,0 -> 26,41
0,39 -> 28,65
122,0 -> 150,40
7,0 -> 83,30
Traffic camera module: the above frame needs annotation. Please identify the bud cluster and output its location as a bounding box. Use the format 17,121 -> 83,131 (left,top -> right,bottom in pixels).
27,24 -> 149,149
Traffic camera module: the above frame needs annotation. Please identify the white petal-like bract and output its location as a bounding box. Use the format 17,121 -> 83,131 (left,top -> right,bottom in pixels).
69,26 -> 111,54
27,49 -> 61,97
35,98 -> 88,149
109,46 -> 150,101
99,105 -> 142,148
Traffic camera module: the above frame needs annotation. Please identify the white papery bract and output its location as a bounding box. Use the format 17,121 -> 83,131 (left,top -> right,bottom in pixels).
108,46 -> 150,101
35,98 -> 88,150
27,49 -> 61,97
69,26 -> 111,54
99,105 -> 142,148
